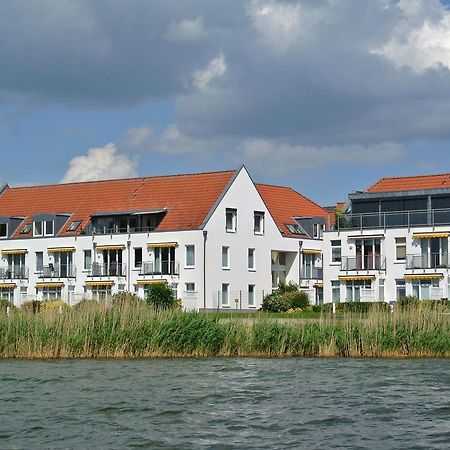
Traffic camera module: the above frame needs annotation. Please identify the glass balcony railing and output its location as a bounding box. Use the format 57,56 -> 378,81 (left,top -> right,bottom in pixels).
341,255 -> 386,271
301,267 -> 323,279
89,263 -> 126,277
335,208 -> 450,231
406,253 -> 449,269
139,261 -> 180,276
38,264 -> 76,278
0,266 -> 29,280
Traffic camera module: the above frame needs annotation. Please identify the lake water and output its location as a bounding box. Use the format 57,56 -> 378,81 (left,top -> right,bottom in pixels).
0,358 -> 449,449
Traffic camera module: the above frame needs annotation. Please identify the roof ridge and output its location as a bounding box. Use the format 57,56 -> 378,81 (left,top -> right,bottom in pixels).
8,168 -> 238,190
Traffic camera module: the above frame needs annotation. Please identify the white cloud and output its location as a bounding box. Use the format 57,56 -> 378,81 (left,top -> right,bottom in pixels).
61,143 -> 137,183
166,17 -> 208,41
122,125 -> 153,149
192,54 -> 227,90
239,139 -> 405,174
374,0 -> 450,71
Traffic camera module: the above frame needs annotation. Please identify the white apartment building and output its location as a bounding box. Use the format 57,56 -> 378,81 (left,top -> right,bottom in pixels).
0,167 -> 330,309
323,173 -> 450,303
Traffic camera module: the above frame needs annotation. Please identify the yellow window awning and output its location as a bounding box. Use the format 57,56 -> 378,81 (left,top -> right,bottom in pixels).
147,242 -> 178,248
404,274 -> 443,280
137,279 -> 168,285
85,281 -> 114,287
339,275 -> 375,281
96,245 -> 125,251
413,232 -> 449,239
303,249 -> 322,255
0,283 -> 16,289
47,247 -> 76,253
1,249 -> 28,255
36,282 -> 64,288
314,283 -> 323,289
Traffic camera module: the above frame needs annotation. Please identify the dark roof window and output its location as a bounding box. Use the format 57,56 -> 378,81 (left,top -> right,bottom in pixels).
67,220 -> 81,232
20,224 -> 32,234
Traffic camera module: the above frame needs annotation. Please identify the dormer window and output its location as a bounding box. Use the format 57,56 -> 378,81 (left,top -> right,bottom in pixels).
67,220 -> 81,232
34,220 -> 54,237
0,223 -> 7,238
313,223 -> 324,239
20,224 -> 32,234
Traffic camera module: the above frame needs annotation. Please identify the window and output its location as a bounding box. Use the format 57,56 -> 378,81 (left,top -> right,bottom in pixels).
41,287 -> 62,300
185,245 -> 195,267
254,212 -> 264,235
396,280 -> 406,300
248,248 -> 255,270
412,279 -> 438,300
395,237 -> 406,261
0,287 -> 14,303
44,220 -> 54,236
134,248 -> 142,268
332,281 -> 340,303
67,221 -> 81,232
379,279 -> 385,301
222,246 -> 229,269
286,224 -> 304,235
346,280 -> 372,302
185,282 -> 195,292
248,284 -> 255,307
331,240 -> 341,263
221,283 -> 229,306
20,224 -> 32,234
225,208 -> 237,232
83,250 -> 92,271
0,223 -> 7,238
36,252 -> 43,272
313,223 -> 324,239
34,221 -> 43,236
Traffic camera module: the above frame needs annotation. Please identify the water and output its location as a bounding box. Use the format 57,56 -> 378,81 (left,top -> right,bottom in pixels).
0,359 -> 449,449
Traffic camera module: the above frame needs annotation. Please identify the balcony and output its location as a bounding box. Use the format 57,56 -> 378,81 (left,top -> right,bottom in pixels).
139,261 -> 180,276
89,263 -> 126,277
301,266 -> 323,280
0,266 -> 29,280
406,253 -> 449,270
335,207 -> 450,231
38,264 -> 76,279
341,255 -> 386,272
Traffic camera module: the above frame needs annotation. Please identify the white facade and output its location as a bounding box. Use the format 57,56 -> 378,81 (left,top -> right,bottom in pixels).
323,226 -> 450,304
0,167 -> 326,309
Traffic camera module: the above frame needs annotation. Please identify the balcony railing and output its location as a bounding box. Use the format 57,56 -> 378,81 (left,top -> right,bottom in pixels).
0,266 -> 29,280
301,267 -> 323,280
406,253 -> 449,270
335,207 -> 450,231
341,255 -> 386,271
89,263 -> 126,277
139,261 -> 180,276
38,264 -> 76,279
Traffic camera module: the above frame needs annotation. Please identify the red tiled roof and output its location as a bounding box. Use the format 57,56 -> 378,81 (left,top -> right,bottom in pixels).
256,183 -> 331,238
367,173 -> 450,193
0,170 -> 236,238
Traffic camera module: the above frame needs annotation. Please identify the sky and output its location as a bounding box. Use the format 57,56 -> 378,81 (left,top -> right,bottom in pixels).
1,0 -> 450,206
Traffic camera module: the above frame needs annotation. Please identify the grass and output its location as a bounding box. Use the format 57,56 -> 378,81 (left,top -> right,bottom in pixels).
0,302 -> 448,358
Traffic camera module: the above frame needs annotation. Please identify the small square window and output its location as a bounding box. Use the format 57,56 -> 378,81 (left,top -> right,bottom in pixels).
185,283 -> 195,292
67,221 -> 81,232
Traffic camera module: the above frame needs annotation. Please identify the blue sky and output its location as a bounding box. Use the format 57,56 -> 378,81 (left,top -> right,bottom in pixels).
2,0 -> 450,205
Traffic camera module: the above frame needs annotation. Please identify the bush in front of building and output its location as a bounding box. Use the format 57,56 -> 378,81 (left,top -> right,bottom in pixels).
321,302 -> 390,313
261,282 -> 310,312
0,299 -> 15,312
40,300 -> 70,313
111,292 -> 142,308
146,284 -> 176,309
21,300 -> 42,314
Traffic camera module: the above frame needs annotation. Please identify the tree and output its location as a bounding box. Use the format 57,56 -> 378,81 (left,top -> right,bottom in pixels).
145,284 -> 176,309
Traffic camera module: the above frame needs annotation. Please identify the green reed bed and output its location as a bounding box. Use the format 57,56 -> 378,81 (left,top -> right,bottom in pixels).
0,302 -> 448,358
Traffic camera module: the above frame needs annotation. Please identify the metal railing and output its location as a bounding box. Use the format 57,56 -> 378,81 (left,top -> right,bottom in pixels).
85,224 -> 158,235
38,264 -> 76,278
89,263 -> 126,277
139,261 -> 180,276
0,266 -> 29,280
301,266 -> 323,279
341,255 -> 386,271
406,253 -> 449,269
335,207 -> 450,231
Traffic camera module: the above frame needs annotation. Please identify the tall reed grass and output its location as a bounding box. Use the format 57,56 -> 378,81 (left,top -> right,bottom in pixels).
0,302 -> 448,358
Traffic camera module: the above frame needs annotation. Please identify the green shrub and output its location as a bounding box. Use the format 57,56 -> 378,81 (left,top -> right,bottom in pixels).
146,283 -> 176,309
322,302 -> 389,313
397,296 -> 419,308
283,290 -> 310,309
0,299 -> 14,312
261,283 -> 309,312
